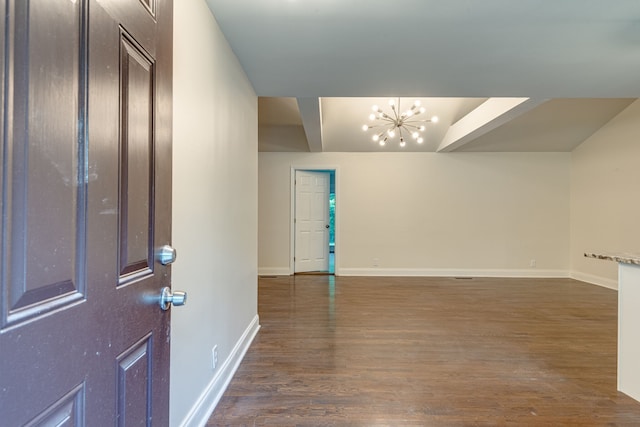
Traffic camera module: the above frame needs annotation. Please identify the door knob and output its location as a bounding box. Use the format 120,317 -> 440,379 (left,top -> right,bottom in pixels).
159,287 -> 187,311
157,245 -> 177,265
325,225 -> 329,229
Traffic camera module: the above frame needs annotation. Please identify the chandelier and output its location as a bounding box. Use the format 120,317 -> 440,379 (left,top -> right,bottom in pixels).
362,98 -> 438,147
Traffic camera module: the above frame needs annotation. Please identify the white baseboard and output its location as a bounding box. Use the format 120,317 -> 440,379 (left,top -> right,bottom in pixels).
338,268 -> 570,278
570,271 -> 618,290
257,267 -> 619,290
258,267 -> 290,276
179,314 -> 260,427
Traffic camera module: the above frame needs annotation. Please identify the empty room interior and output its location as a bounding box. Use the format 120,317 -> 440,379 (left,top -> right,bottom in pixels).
17,0 -> 634,425
179,1 -> 640,424
166,1 -> 640,425
6,0 -> 640,425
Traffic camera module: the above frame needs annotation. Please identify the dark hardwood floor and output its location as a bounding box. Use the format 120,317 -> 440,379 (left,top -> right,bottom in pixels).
207,275 -> 640,426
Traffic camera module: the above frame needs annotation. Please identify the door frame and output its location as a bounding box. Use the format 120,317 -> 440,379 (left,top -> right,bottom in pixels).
290,166 -> 340,275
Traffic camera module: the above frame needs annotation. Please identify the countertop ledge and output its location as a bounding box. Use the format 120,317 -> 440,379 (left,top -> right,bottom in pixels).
584,252 -> 640,266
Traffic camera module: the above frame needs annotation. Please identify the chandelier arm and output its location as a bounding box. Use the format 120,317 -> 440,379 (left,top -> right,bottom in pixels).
403,120 -> 432,126
402,124 -> 426,130
367,121 -> 397,130
375,115 -> 396,124
401,112 -> 427,123
388,112 -> 398,125
391,97 -> 401,123
404,117 -> 432,123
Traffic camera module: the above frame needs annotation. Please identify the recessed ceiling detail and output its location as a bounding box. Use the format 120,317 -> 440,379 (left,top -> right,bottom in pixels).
258,97 -> 636,153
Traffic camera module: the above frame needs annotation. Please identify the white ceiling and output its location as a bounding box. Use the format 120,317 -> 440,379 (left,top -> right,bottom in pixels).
206,0 -> 640,152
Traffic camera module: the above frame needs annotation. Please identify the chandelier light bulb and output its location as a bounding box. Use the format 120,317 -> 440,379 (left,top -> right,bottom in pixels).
431,116 -> 439,123
414,100 -> 421,107
387,129 -> 395,138
372,105 -> 379,112
388,99 -> 395,106
419,107 -> 426,114
419,126 -> 426,131
362,124 -> 369,131
417,137 -> 424,144
369,113 -> 376,121
372,134 -> 379,142
412,132 -> 419,139
379,140 -> 386,146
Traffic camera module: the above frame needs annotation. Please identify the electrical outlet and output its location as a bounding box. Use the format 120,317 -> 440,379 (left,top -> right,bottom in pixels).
373,258 -> 379,267
530,259 -> 537,268
212,345 -> 218,370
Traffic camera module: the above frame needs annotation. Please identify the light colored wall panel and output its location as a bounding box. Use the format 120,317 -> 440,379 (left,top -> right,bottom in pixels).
259,152 -> 570,276
172,1 -> 258,425
570,99 -> 640,288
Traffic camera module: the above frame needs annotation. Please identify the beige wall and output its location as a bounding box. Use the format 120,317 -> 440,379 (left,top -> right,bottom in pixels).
259,152 -> 571,277
570,99 -> 640,288
172,1 -> 257,425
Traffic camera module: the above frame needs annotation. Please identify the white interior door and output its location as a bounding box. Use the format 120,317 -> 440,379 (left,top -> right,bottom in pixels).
295,170 -> 330,273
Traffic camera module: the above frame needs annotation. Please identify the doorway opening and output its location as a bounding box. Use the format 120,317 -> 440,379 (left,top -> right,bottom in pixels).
291,168 -> 337,275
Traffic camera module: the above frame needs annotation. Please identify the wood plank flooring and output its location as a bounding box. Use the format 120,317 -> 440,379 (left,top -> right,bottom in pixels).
207,275 -> 640,426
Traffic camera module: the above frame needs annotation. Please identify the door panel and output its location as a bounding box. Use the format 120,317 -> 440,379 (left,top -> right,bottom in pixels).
295,171 -> 330,273
116,334 -> 153,426
119,33 -> 155,283
96,0 -> 158,58
2,0 -> 86,330
0,0 -> 173,424
24,384 -> 85,427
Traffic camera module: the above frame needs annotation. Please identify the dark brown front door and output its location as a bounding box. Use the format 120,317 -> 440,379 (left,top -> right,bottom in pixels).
1,0 -> 173,424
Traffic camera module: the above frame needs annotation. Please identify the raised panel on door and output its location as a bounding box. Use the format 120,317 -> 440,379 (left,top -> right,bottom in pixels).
118,32 -> 155,285
1,0 -> 86,330
23,384 -> 85,427
294,173 -> 312,271
297,190 -> 311,262
116,334 -> 153,426
310,176 -> 329,265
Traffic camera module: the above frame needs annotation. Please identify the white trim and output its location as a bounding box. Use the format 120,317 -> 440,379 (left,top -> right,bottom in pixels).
289,168 -> 295,275
257,268 -> 623,288
178,315 -> 260,427
258,267 -> 291,276
437,98 -> 547,152
338,268 -> 570,278
296,98 -> 324,152
570,271 -> 618,290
